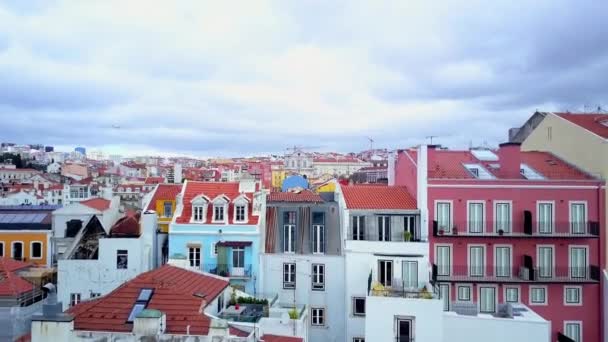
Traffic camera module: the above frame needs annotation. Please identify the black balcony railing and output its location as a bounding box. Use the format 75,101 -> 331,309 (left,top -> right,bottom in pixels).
530,266 -> 600,282
433,263 -> 600,283
202,264 -> 252,278
347,230 -> 425,242
433,220 -> 599,238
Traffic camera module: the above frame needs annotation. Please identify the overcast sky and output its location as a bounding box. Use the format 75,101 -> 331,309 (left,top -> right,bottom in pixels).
1,1 -> 606,157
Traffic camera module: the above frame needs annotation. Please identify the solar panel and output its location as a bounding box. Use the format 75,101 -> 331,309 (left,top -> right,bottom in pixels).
7,214 -> 18,223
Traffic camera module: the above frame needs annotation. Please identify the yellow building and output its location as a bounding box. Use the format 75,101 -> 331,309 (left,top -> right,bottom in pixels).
271,166 -> 286,190
314,178 -> 337,193
0,206 -> 55,266
145,184 -> 182,233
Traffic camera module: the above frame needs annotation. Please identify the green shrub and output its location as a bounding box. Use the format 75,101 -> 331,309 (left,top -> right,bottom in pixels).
236,297 -> 269,305
288,308 -> 299,319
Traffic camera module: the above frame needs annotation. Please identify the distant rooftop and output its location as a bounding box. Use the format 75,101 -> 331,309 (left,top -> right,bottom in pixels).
556,112 -> 608,139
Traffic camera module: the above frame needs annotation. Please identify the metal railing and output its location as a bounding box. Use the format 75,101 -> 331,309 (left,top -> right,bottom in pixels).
434,265 -> 524,282
202,264 -> 252,278
370,282 -> 439,299
433,220 -> 599,237
433,264 -> 600,283
347,230 -> 425,242
530,266 -> 600,282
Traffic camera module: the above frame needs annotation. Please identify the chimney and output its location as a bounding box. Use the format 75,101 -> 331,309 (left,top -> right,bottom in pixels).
387,151 -> 396,186
141,210 -> 158,270
498,142 -> 521,179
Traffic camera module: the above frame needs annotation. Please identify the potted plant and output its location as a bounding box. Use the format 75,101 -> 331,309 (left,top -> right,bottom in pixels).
288,307 -> 299,319
403,231 -> 412,242
498,229 -> 504,236
420,287 -> 433,299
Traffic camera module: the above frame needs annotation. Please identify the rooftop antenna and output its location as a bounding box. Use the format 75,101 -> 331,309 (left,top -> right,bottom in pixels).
426,136 -> 437,145
367,137 -> 374,151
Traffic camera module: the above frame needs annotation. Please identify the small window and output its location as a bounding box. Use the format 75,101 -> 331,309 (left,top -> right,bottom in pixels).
31,242 -> 42,259
213,205 -> 225,222
163,201 -> 173,217
189,247 -> 201,267
564,321 -> 582,342
235,205 -> 246,222
457,285 -> 471,301
312,264 -> 325,291
116,250 -> 128,269
505,287 -> 519,303
193,205 -> 205,222
311,307 -> 325,326
353,338 -> 365,342
530,287 -> 546,305
70,293 -> 81,307
564,286 -> 581,305
468,168 -> 479,177
353,297 -> 366,316
90,292 -> 101,298
283,263 -> 296,289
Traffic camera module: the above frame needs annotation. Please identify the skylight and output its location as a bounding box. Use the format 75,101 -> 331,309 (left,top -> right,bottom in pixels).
127,288 -> 154,323
520,164 -> 544,180
463,163 -> 495,179
471,149 -> 499,161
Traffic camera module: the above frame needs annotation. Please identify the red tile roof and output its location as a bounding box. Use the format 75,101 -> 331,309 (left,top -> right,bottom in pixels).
80,198 -> 111,211
428,150 -> 594,180
341,185 -> 417,210
0,258 -> 35,296
110,213 -> 141,237
175,181 -> 258,224
267,190 -> 323,203
261,334 -> 303,342
144,176 -> 165,184
146,184 -> 183,211
67,265 -> 229,335
556,113 -> 608,139
229,326 -> 251,337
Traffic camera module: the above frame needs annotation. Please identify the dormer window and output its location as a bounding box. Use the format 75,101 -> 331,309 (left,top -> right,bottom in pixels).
191,194 -> 210,223
212,195 -> 229,223
214,205 -> 225,222
232,194 -> 250,223
193,205 -> 205,221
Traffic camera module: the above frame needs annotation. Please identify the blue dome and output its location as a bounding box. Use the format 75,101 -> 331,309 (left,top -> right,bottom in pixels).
281,175 -> 309,192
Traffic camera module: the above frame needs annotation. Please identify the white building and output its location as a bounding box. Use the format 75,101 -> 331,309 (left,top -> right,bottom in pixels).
0,167 -> 40,183
46,162 -> 61,174
312,157 -> 370,178
0,190 -> 41,205
57,211 -> 158,310
284,150 -> 314,177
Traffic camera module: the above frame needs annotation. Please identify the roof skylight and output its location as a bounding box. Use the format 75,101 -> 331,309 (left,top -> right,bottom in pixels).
520,164 -> 544,180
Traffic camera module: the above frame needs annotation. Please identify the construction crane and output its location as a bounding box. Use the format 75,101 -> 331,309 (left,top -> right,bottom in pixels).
367,137 -> 374,151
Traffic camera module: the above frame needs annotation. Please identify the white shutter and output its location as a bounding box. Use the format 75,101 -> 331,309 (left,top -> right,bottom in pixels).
469,247 -> 484,276
570,248 -> 587,279
495,247 -> 511,277
403,261 -> 418,289
437,246 -> 450,276
538,247 -> 553,278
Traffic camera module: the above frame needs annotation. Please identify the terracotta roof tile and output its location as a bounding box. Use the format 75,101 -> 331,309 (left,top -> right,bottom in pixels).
110,213 -> 141,237
341,185 -> 417,210
146,184 -> 182,211
267,191 -> 323,203
556,113 -> 608,139
0,258 -> 35,296
67,265 -> 229,335
80,198 -> 111,211
261,334 -> 303,342
144,176 -> 165,185
229,326 -> 251,337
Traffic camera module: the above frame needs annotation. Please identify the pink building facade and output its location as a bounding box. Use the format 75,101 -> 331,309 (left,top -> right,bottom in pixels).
394,143 -> 605,342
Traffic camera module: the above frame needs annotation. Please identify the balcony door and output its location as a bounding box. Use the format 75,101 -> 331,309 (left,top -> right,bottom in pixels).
396,317 -> 414,342
378,216 -> 391,241
232,247 -> 245,276
403,261 -> 418,289
468,245 -> 485,277
378,260 -> 393,287
570,247 -> 587,279
537,246 -> 554,279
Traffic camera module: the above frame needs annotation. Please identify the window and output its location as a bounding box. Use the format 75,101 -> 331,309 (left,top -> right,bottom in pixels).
564,286 -> 582,305
570,247 -> 587,279
193,205 -> 205,222
188,247 -> 201,267
163,201 -> 172,217
31,241 -> 42,259
547,126 -> 552,140
494,202 -> 511,233
352,297 -> 365,316
538,246 -> 554,278
457,285 -> 471,301
479,286 -> 496,313
217,292 -> 224,313
90,292 -> 101,298
283,263 -> 296,289
436,245 -> 451,276
235,205 -> 246,222
495,246 -> 511,277
312,264 -> 325,291
403,261 -> 418,289
283,211 -> 296,253
404,216 -> 416,241
352,216 -> 365,240
530,287 -> 547,305
0,242 -> 3,257
312,212 -> 325,254
396,317 -> 413,342
127,288 -> 154,323
116,250 -> 128,269
70,293 -> 81,307
12,241 -> 23,260
468,245 -> 485,277
538,202 -> 554,234
232,247 -> 244,268
467,201 -> 484,233
436,201 -> 452,232
468,167 -> 479,177
353,338 -> 365,342
378,260 -> 393,287
311,307 -> 325,326
570,202 -> 586,234
213,205 -> 225,222
377,216 -> 391,241
564,321 -> 581,342
505,287 -> 519,303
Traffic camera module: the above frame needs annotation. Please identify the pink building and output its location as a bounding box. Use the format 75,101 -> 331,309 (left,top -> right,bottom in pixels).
394,143 -> 605,342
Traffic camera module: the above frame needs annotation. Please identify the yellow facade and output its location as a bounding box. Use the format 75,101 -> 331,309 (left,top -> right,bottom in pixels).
271,169 -> 286,190
154,199 -> 177,233
0,232 -> 49,266
316,181 -> 336,193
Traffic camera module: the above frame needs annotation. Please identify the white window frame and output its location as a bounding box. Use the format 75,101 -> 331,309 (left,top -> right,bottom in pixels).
311,307 -> 325,326
456,284 -> 472,302
210,242 -> 217,257
478,284 -> 498,313
312,264 -> 325,291
536,201 -> 555,234
494,244 -> 512,278
569,201 -> 587,234
312,223 -> 325,254
70,293 -> 81,307
11,241 -> 24,260
435,244 -> 452,276
378,259 -> 393,287
283,224 -> 296,254
352,296 -> 366,317
564,286 -> 582,306
439,283 -> 450,311
504,285 -> 520,303
529,286 -> 548,306
188,246 -> 201,268
234,204 -> 247,223
283,263 -> 296,289
493,200 -> 512,234
466,200 -> 485,234
564,320 -> 582,342
30,241 -> 43,260
191,198 -> 207,223
568,245 -> 588,279
352,215 -> 366,240
435,200 -> 453,233
213,203 -> 227,223
536,244 -> 555,279
377,216 -> 391,241
468,244 -> 486,277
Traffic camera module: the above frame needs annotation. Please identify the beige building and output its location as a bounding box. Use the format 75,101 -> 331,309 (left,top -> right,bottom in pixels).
515,111 -> 608,261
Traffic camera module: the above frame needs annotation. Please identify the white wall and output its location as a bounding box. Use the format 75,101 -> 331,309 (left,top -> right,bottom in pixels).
365,296 -> 444,342
442,311 -> 550,342
260,254 -> 345,342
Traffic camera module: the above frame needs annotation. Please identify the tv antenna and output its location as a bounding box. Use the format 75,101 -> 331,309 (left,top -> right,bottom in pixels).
366,137 -> 374,151
426,136 -> 437,145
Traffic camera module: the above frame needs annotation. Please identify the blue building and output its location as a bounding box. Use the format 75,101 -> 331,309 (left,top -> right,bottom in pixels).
169,180 -> 265,293
75,146 -> 86,156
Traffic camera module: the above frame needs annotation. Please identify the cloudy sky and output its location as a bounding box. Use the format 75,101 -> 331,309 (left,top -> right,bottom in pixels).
1,1 -> 606,157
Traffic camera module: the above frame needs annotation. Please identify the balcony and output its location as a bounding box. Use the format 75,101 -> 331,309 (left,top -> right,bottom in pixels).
433,264 -> 600,283
432,220 -> 599,238
526,266 -> 600,283
202,264 -> 252,279
369,281 -> 440,300
347,230 -> 426,242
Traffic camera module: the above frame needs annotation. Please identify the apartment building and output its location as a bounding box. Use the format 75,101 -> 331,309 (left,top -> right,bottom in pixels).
394,143 -> 604,342
261,190 -> 345,342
